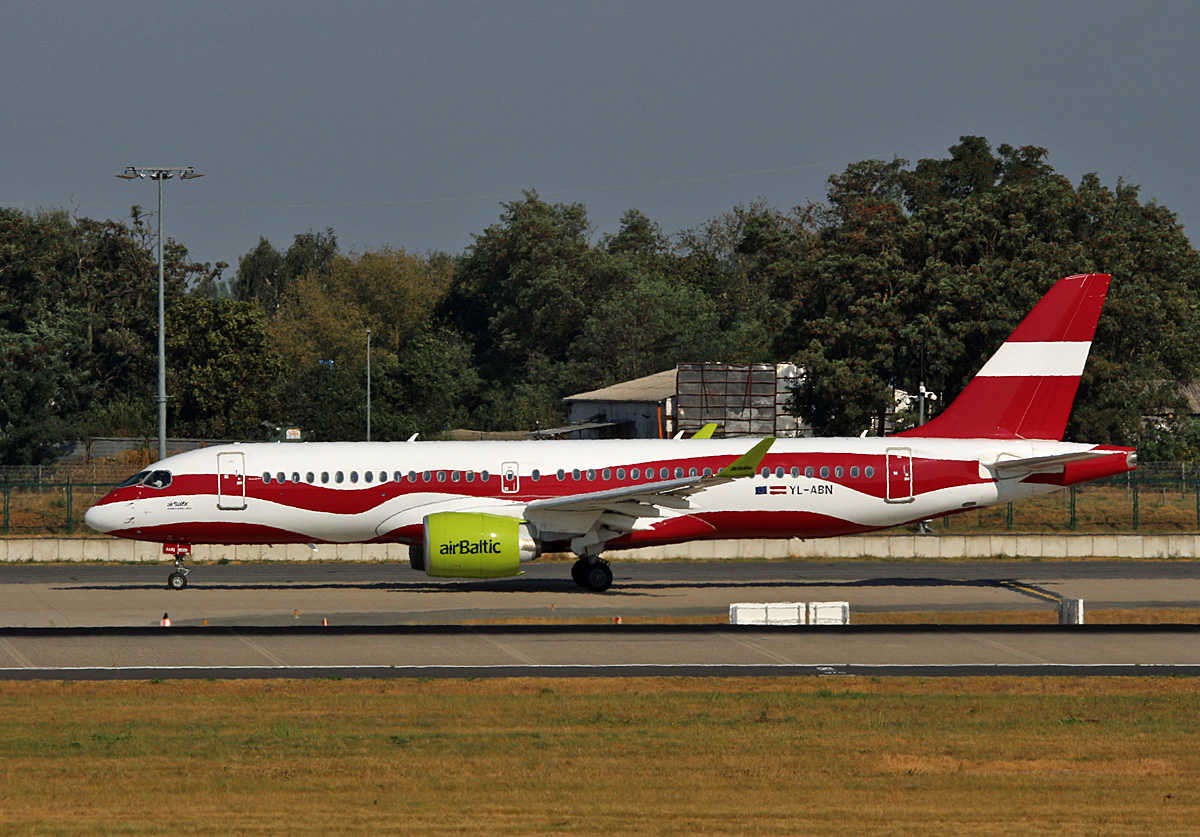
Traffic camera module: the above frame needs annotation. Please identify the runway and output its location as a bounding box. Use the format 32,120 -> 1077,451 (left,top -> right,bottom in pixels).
1,560 -> 1198,679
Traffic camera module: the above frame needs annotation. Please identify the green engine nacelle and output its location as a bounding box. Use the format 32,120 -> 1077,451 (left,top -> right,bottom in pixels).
421,512 -> 539,578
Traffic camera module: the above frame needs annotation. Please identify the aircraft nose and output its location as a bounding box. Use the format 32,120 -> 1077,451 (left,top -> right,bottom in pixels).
84,501 -> 122,534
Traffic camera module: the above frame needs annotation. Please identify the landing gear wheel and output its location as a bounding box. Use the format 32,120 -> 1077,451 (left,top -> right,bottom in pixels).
168,571 -> 188,590
573,559 -> 613,592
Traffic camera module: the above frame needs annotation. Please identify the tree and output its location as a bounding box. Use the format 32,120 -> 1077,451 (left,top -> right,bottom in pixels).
165,296 -> 284,439
235,229 -> 338,314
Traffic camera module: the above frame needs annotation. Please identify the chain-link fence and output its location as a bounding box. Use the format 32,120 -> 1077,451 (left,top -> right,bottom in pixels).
6,467 -> 1200,538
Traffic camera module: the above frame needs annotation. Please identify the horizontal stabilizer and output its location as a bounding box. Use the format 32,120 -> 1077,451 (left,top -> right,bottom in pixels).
985,450 -> 1117,476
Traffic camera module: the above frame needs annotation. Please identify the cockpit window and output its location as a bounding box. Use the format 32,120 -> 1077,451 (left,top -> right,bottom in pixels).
118,470 -> 172,489
117,471 -> 150,489
144,470 -> 173,489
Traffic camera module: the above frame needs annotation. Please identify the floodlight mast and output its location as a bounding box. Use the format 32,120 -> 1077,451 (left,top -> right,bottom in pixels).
115,166 -> 204,460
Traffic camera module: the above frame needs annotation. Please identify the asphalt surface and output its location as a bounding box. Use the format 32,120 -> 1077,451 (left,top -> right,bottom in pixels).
1,560 -> 1198,679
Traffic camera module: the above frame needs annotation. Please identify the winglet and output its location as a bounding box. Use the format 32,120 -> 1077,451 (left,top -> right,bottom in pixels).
716,437 -> 774,479
691,423 -> 718,439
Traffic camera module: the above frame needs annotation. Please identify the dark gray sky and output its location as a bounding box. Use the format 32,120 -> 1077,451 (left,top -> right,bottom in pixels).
4,2 -> 1198,276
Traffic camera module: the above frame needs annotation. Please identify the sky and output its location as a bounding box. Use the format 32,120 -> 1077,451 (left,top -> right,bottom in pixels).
4,1 -> 1199,277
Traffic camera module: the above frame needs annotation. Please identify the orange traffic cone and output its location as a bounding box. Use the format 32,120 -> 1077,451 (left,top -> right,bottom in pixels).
160,613 -> 172,627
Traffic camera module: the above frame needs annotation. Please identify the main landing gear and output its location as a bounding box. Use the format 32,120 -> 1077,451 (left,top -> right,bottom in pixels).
571,556 -> 613,592
168,556 -> 190,590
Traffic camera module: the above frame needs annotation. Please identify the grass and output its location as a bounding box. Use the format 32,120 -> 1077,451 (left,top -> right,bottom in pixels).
0,677 -> 1197,835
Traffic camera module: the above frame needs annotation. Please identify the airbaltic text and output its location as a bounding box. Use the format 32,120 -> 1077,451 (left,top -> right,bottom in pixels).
439,539 -> 502,555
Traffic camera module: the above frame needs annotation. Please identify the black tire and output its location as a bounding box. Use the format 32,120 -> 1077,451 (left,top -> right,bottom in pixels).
168,572 -> 188,590
571,559 -> 588,588
581,561 -> 613,593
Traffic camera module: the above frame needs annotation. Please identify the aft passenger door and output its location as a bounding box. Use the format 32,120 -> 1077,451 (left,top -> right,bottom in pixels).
217,452 -> 247,510
885,448 -> 914,503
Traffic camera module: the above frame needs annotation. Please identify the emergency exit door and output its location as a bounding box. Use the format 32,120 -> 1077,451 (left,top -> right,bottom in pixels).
885,448 -> 914,503
217,452 -> 247,510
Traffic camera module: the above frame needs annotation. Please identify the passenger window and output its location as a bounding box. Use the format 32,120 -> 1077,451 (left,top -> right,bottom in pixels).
451,471 -> 460,482
850,466 -> 860,478
466,471 -> 475,482
350,471 -> 359,484
760,467 -> 770,478
586,469 -> 595,480
557,469 -> 566,481
820,466 -> 829,479
321,472 -> 330,484
531,469 -> 540,481
805,467 -> 814,478
336,471 -> 344,484
481,471 -> 490,481
602,469 -> 611,480
865,466 -> 875,478
790,467 -> 799,478
365,471 -> 374,484
835,466 -> 844,478
660,468 -> 669,479
572,469 -> 581,480
631,468 -> 640,480
262,472 -> 272,484
689,468 -> 697,477
775,467 -> 783,478
277,472 -> 286,483
617,468 -> 626,480
436,471 -> 446,482
306,472 -> 315,484
703,467 -> 712,477
422,471 -> 431,482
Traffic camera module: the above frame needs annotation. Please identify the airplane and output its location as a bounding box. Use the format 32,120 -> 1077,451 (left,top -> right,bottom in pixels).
84,273 -> 1136,592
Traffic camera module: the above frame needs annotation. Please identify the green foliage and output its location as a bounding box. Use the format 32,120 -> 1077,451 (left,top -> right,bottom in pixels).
778,137 -> 1200,442
165,296 -> 284,439
2,135 -> 1199,457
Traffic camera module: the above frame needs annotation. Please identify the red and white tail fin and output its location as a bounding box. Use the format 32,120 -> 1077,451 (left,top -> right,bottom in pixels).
901,273 -> 1111,441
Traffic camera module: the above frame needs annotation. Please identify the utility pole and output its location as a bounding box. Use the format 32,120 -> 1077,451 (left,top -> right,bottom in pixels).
366,328 -> 372,442
116,166 -> 203,460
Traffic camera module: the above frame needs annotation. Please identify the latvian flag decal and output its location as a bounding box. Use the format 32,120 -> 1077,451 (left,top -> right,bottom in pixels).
755,486 -> 788,495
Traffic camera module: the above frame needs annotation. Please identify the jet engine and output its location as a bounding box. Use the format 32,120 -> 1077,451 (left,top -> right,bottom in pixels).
414,511 -> 539,578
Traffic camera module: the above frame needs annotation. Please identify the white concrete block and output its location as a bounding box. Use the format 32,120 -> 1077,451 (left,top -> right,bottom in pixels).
1140,536 -> 1171,559
1065,536 -> 1095,558
1091,535 -> 1120,558
1116,536 -> 1144,559
1058,598 -> 1084,624
807,601 -> 850,625
31,540 -> 59,562
729,603 -> 768,624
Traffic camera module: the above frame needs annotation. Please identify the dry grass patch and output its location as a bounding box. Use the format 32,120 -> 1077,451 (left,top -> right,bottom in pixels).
0,677 -> 1198,835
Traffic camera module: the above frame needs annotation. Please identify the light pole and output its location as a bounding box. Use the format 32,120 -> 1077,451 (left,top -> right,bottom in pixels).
116,166 -> 203,460
366,328 -> 372,442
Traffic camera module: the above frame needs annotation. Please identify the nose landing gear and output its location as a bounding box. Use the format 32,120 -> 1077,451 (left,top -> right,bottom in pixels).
168,556 -> 190,590
164,544 -> 192,590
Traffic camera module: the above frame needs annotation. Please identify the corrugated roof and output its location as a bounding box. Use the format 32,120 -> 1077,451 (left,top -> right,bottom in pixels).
563,369 -> 677,403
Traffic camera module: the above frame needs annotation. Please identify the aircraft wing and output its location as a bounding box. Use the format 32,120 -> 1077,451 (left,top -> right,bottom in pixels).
523,438 -> 773,554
